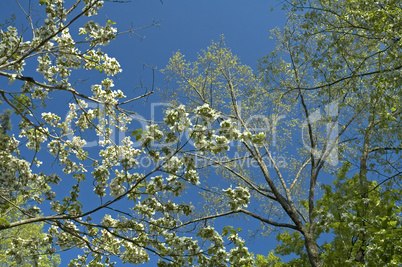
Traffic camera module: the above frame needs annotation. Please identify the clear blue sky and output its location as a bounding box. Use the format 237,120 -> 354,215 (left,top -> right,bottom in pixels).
1,0 -> 288,265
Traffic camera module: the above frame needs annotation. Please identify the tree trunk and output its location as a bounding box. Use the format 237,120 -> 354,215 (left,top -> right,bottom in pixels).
304,232 -> 322,267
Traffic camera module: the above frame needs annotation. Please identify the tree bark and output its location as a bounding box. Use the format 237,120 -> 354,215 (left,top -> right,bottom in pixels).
304,232 -> 322,267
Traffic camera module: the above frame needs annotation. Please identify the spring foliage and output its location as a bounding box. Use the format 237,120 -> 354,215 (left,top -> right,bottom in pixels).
0,0 -> 400,266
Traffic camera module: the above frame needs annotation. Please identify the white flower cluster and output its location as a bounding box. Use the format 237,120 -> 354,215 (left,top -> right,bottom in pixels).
19,127 -> 48,151
83,49 -> 122,76
223,186 -> 251,210
79,20 -> 117,46
228,233 -> 254,266
0,26 -> 29,76
141,124 -> 164,148
164,104 -> 192,133
163,104 -> 268,156
82,0 -> 104,17
0,137 -> 34,192
197,226 -> 227,265
195,103 -> 220,124
184,169 -> 200,185
164,156 -> 183,173
92,79 -> 125,105
41,112 -> 61,127
101,214 -> 117,227
120,241 -> 149,264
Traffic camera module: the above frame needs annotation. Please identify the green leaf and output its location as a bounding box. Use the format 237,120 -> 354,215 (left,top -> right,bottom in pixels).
0,217 -> 10,229
222,226 -> 232,236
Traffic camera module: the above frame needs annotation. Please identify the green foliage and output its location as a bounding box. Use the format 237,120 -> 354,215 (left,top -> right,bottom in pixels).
162,35 -> 270,120
314,162 -> 402,266
131,128 -> 143,141
254,251 -> 284,267
0,198 -> 61,266
252,0 -> 402,264
262,162 -> 401,266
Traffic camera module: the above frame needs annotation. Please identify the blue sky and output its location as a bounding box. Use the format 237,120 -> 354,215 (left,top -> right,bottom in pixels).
103,0 -> 285,72
1,0 -> 289,265
98,0 -> 286,99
